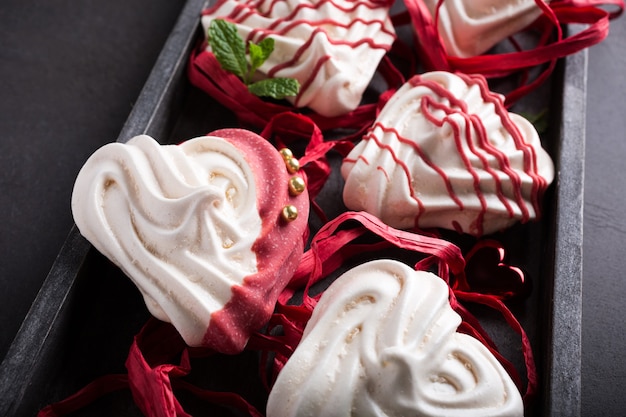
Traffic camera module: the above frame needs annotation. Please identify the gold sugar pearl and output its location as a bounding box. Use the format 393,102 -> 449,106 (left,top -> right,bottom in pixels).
281,205 -> 298,222
279,148 -> 293,162
286,157 -> 300,174
288,176 -> 306,196
278,147 -> 300,173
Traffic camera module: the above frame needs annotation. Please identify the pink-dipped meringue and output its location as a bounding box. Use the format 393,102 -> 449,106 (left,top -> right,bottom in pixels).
71,130 -> 309,353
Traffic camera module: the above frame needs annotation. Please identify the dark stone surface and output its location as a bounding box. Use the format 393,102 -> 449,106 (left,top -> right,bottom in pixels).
583,13 -> 626,417
0,0 -> 186,360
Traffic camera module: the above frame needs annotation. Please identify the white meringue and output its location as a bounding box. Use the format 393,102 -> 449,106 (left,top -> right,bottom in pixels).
71,132 -> 309,352
341,71 -> 555,236
266,259 -> 523,417
422,0 -> 549,57
201,0 -> 396,117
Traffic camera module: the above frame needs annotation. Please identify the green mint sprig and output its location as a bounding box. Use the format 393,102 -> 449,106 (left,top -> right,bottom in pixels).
207,19 -> 300,100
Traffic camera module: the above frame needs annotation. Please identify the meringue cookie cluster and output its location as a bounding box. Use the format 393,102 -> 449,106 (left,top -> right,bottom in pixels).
69,3 -> 556,412
201,0 -> 396,117
72,131 -> 309,352
267,259 -> 523,417
341,71 -> 555,236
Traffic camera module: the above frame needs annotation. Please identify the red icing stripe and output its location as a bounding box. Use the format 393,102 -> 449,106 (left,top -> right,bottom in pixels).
376,165 -> 390,182
355,73 -> 550,234
419,74 -> 547,224
203,0 -> 394,108
361,123 -> 430,217
291,54 -> 330,107
412,77 -> 527,223
454,73 -> 548,218
253,19 -> 394,50
254,0 -> 393,21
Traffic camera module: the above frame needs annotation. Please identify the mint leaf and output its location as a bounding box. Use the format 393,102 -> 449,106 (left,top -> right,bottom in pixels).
207,19 -> 299,99
208,19 -> 248,81
248,38 -> 274,75
248,78 -> 300,100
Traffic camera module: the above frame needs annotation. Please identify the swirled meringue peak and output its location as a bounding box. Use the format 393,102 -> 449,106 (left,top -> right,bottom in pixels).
341,71 -> 555,236
266,259 -> 523,417
71,131 -> 309,353
201,0 -> 396,117
422,0 -> 549,57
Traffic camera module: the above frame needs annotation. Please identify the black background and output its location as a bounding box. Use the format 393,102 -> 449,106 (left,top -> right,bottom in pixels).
1,1 -> 625,415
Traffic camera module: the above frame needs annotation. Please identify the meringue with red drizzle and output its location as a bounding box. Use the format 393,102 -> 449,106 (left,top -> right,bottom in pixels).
266,259 -> 523,417
422,0 -> 550,57
201,0 -> 396,117
341,71 -> 554,236
71,131 -> 309,353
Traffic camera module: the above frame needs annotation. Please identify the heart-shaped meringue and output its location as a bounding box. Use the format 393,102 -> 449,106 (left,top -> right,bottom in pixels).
341,71 -> 555,236
201,0 -> 396,117
422,0 -> 549,57
71,131 -> 309,353
266,259 -> 523,417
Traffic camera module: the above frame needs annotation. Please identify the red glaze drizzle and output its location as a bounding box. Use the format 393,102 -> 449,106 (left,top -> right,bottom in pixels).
348,73 -> 550,235
202,0 -> 395,107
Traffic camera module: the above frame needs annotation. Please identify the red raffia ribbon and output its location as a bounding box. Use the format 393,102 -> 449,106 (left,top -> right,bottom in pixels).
253,211 -> 537,405
38,318 -> 265,417
125,319 -> 191,417
402,0 -> 624,104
